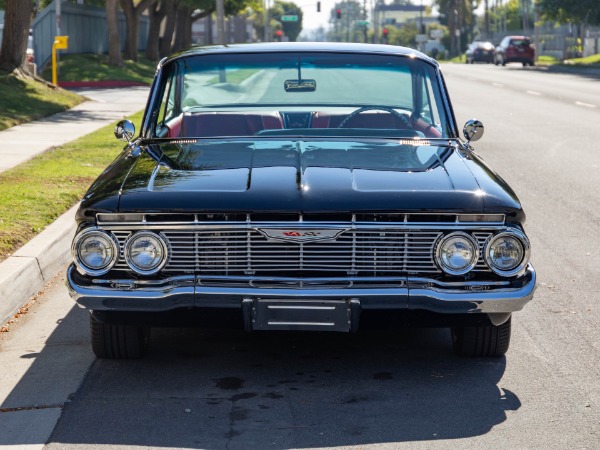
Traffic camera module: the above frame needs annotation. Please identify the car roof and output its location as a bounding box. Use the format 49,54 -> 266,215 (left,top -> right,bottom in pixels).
160,42 -> 437,68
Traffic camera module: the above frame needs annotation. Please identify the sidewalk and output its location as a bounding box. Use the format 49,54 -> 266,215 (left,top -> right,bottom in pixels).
0,87 -> 148,325
0,87 -> 148,174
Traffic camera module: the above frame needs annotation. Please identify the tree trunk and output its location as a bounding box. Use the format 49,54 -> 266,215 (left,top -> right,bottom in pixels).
160,0 -> 179,57
106,0 -> 123,67
0,0 -> 34,74
191,9 -> 213,47
172,4 -> 191,52
120,0 -> 152,61
145,1 -> 167,61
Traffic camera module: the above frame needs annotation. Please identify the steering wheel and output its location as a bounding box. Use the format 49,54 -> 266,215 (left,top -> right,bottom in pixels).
338,106 -> 412,129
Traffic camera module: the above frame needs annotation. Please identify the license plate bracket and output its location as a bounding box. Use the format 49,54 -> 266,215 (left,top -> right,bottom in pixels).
242,298 -> 360,332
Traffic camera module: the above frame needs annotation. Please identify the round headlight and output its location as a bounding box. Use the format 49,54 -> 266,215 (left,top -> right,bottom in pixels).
435,232 -> 479,275
124,232 -> 168,275
72,228 -> 119,276
485,230 -> 530,276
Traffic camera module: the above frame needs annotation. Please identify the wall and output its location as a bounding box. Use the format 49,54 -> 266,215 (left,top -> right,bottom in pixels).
31,1 -> 148,69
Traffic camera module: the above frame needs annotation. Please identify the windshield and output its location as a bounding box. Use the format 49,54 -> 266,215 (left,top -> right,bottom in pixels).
150,52 -> 452,140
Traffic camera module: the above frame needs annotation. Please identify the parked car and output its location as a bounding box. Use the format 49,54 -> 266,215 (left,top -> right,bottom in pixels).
465,41 -> 495,64
495,36 -> 535,66
67,43 -> 536,359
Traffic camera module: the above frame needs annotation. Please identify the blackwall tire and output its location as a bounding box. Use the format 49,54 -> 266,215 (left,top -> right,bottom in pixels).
451,317 -> 511,357
90,314 -> 150,359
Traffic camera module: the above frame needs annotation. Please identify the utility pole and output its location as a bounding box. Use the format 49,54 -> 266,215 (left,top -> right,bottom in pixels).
263,0 -> 269,42
216,0 -> 225,44
346,0 -> 351,43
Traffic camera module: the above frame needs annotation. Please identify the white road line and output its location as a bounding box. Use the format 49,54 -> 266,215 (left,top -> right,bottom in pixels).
575,101 -> 596,108
526,90 -> 542,96
492,82 -> 504,87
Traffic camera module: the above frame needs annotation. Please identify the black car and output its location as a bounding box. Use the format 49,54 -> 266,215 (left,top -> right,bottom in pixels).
67,43 -> 536,359
465,41 -> 495,64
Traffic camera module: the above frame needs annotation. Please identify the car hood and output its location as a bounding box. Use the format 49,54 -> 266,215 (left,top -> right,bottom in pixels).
108,139 -> 522,217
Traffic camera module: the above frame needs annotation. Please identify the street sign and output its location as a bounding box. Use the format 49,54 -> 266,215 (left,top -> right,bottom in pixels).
54,35 -> 68,50
356,20 -> 369,26
416,34 -> 428,43
281,15 -> 298,22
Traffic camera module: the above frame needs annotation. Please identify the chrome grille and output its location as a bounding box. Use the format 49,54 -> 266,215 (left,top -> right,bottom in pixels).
110,227 -> 495,275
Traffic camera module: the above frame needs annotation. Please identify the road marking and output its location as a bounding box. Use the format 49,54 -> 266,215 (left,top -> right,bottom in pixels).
492,82 -> 504,87
575,101 -> 596,108
526,90 -> 542,96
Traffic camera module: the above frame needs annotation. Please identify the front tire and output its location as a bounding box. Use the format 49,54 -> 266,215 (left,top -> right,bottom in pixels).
90,313 -> 150,359
451,317 -> 511,357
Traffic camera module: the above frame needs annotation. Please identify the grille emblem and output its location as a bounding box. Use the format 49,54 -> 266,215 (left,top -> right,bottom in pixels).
256,228 -> 348,243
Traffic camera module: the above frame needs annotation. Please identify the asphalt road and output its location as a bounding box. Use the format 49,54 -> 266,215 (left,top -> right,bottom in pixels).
2,64 -> 599,450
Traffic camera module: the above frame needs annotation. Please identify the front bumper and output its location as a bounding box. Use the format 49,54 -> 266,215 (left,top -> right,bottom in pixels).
67,264 -> 536,315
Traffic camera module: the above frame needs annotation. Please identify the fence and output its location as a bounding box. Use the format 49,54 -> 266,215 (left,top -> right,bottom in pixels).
480,23 -> 600,60
31,0 -> 148,69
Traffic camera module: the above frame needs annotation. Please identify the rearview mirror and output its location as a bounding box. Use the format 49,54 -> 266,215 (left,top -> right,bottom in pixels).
284,79 -> 317,92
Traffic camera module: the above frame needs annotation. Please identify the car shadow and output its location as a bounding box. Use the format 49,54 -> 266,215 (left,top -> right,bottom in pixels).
10,313 -> 520,448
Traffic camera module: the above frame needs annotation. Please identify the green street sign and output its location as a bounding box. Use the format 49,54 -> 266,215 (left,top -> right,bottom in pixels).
356,20 -> 369,26
281,15 -> 298,22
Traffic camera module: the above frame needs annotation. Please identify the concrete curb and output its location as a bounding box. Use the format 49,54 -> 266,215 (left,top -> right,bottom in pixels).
0,205 -> 78,326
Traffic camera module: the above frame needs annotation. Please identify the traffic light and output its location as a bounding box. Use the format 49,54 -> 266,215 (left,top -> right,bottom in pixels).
275,29 -> 283,41
317,1 -> 320,12
336,8 -> 341,19
382,27 -> 389,43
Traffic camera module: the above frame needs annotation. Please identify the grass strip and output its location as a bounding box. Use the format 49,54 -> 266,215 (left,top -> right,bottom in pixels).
563,53 -> 600,66
0,111 -> 143,262
41,54 -> 156,85
0,74 -> 84,131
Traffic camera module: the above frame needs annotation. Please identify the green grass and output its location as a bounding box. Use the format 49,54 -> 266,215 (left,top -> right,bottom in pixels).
0,74 -> 84,131
563,53 -> 600,66
41,53 -> 156,84
0,111 -> 143,262
438,54 -> 466,63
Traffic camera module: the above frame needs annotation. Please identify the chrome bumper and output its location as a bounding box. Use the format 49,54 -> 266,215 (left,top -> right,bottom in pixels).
67,264 -> 536,315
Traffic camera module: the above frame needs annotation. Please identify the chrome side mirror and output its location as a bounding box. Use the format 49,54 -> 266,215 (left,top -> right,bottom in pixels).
463,119 -> 484,143
114,120 -> 135,143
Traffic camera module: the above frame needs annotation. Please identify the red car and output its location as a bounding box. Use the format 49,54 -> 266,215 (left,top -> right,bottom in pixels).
495,36 -> 535,66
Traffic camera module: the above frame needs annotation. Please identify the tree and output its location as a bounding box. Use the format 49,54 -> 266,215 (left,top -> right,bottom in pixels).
434,0 -> 479,55
145,0 -> 168,60
487,0 -> 524,32
167,0 -> 253,53
0,0 -> 35,74
538,0 -> 600,26
328,0 -> 363,43
120,0 -> 153,61
272,1 -> 303,42
106,0 -> 123,67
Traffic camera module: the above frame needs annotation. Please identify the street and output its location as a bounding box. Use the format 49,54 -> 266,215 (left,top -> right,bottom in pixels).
1,64 -> 600,449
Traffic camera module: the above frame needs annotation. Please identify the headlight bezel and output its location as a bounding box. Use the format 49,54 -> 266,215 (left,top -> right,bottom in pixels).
434,231 -> 480,276
484,229 -> 530,277
72,228 -> 119,276
124,231 -> 169,275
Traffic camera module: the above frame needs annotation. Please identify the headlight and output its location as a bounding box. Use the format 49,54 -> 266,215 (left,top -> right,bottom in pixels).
72,228 -> 119,276
435,232 -> 479,275
485,230 -> 530,276
124,232 -> 168,275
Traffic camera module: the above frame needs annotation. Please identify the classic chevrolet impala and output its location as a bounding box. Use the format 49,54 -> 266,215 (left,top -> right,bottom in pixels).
67,43 -> 536,358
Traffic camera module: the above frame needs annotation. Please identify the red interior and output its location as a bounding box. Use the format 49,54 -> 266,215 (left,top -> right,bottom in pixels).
165,111 -> 441,139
